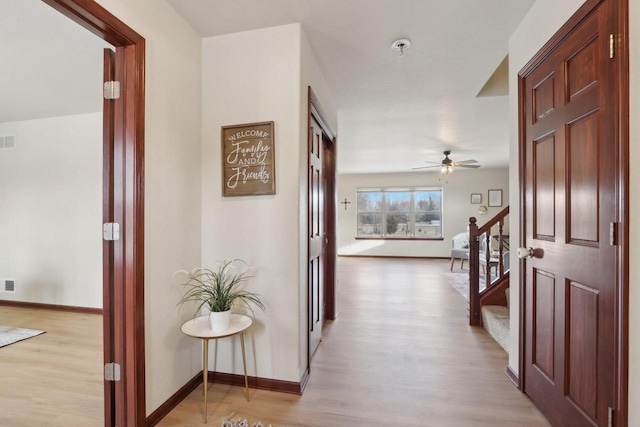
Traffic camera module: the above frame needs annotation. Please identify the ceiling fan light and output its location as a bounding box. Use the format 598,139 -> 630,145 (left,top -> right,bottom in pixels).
414,150 -> 479,173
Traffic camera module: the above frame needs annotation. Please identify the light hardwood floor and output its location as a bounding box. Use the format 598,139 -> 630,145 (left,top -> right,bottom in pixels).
0,307 -> 103,426
159,258 -> 550,427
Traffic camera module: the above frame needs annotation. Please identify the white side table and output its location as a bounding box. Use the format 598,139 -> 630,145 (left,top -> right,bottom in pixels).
181,313 -> 253,423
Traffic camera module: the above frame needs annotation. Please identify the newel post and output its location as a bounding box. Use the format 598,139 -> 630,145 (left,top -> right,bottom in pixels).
468,217 -> 480,326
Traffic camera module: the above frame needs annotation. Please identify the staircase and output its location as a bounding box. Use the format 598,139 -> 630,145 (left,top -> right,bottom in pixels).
467,207 -> 510,351
481,289 -> 510,352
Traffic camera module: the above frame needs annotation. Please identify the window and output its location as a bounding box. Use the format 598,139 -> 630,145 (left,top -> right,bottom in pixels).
356,191 -> 382,237
414,190 -> 442,238
356,188 -> 443,239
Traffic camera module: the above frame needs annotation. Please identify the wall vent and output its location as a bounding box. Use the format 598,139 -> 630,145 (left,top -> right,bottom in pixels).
3,279 -> 16,292
0,135 -> 16,149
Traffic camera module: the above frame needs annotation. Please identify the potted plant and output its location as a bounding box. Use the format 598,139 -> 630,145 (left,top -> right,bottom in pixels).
176,259 -> 265,332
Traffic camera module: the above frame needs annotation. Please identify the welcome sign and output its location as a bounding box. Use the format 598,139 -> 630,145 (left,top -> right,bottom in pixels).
221,121 -> 276,196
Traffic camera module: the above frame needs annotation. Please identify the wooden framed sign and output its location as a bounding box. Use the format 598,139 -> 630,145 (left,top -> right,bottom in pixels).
222,121 -> 276,196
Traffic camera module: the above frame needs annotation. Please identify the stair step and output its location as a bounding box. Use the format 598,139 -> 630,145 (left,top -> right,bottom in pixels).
482,305 -> 510,352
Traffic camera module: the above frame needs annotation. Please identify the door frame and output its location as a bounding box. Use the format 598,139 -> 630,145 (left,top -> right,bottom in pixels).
517,0 -> 629,424
42,1 -> 146,425
306,87 -> 337,377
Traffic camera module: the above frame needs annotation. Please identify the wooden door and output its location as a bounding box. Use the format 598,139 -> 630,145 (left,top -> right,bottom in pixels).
308,115 -> 325,358
520,1 -> 624,425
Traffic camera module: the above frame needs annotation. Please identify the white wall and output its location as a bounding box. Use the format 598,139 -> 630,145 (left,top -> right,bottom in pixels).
95,0 -> 203,415
0,113 -> 102,308
338,168 -> 509,257
202,23 -> 333,383
201,23 -> 300,383
510,0 -> 639,423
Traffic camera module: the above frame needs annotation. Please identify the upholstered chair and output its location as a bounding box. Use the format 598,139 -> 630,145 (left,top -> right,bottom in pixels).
450,232 -> 469,271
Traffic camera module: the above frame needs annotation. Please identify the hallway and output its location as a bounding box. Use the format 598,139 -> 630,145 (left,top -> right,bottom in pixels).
160,257 -> 549,426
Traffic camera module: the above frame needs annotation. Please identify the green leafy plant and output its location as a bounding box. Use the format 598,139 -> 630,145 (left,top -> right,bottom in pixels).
175,259 -> 265,318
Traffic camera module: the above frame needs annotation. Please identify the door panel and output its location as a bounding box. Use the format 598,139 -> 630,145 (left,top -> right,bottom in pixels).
533,270 -> 555,381
566,37 -> 598,99
533,74 -> 555,122
568,113 -> 600,244
521,1 -> 618,426
308,116 -> 324,358
567,281 -> 599,418
533,135 -> 556,240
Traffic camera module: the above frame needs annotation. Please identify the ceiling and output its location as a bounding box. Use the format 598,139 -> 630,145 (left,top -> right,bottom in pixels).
166,0 -> 536,174
2,0 -> 536,174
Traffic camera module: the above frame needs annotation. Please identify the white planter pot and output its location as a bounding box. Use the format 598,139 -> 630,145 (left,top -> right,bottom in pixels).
209,310 -> 232,333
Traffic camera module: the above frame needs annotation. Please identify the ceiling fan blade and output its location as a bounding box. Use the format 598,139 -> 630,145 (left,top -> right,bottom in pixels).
456,164 -> 481,169
453,159 -> 478,164
412,165 -> 441,170
422,160 -> 442,165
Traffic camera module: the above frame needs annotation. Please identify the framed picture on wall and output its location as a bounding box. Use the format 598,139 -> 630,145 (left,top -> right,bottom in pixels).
470,193 -> 482,204
221,121 -> 276,197
488,189 -> 503,207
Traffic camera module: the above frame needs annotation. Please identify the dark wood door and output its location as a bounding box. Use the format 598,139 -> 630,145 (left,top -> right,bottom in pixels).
309,116 -> 325,358
521,1 -> 621,426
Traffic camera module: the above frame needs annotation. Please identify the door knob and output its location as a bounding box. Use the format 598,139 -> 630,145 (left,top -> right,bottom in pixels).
517,247 -> 535,259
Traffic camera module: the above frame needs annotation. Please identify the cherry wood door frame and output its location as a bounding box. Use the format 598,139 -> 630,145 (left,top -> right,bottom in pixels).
103,47 -> 116,425
322,124 -> 337,321
306,87 -> 337,377
517,0 -> 629,424
41,1 -> 146,426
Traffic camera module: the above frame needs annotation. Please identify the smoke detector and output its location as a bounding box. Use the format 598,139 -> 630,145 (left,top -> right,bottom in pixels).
391,38 -> 411,56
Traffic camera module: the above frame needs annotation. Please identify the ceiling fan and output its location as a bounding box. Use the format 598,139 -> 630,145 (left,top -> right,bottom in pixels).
413,150 -> 481,174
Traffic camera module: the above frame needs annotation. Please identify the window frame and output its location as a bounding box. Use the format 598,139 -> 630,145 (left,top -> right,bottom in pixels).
355,187 -> 444,240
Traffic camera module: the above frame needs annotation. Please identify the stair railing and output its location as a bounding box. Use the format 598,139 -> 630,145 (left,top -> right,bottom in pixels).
468,206 -> 510,326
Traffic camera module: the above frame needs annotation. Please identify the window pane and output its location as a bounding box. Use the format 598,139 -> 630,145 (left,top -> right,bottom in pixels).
414,213 -> 442,237
357,213 -> 382,236
415,190 -> 441,211
386,212 -> 410,237
385,191 -> 411,212
384,192 -> 411,237
357,191 -> 383,237
415,190 -> 442,237
357,191 -> 382,212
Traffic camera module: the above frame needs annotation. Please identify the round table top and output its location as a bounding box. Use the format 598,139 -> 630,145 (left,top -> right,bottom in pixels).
180,313 -> 253,339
